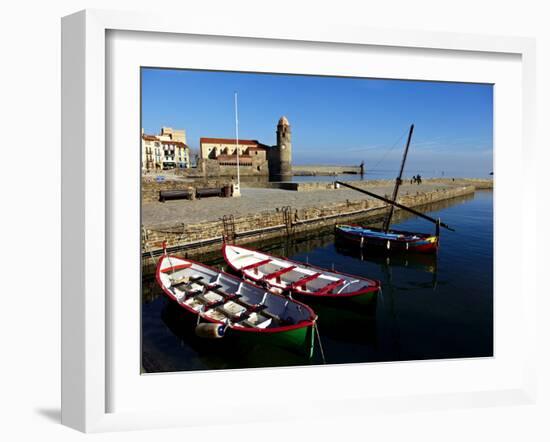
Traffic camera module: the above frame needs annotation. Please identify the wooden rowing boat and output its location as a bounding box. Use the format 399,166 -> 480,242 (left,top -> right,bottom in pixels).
335,224 -> 439,254
222,244 -> 380,306
156,254 -> 317,353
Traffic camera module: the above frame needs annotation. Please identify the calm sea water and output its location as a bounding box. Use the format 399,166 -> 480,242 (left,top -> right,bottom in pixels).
141,190 -> 493,372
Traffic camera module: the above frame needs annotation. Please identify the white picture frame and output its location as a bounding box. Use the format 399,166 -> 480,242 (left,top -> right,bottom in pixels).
61,9 -> 537,433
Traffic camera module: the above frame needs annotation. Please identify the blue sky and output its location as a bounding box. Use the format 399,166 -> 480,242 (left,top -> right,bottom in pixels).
141,68 -> 493,177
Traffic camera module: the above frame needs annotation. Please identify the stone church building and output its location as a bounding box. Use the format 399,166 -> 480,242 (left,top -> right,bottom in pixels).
199,116 -> 292,181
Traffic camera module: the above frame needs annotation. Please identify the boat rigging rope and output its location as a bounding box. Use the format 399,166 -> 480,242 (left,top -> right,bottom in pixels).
314,321 -> 326,364
368,127 -> 409,174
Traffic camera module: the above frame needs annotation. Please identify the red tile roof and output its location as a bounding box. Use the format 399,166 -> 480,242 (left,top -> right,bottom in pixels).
200,137 -> 261,146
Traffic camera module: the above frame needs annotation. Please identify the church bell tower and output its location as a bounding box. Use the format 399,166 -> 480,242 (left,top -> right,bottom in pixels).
270,116 -> 292,181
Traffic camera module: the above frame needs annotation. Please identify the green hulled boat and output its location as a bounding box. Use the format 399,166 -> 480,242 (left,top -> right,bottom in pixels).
156,253 -> 317,355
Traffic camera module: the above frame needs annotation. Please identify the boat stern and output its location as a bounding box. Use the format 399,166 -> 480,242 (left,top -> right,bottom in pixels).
411,235 -> 439,253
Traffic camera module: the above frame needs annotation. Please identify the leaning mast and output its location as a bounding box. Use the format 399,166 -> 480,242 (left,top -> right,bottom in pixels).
382,124 -> 414,232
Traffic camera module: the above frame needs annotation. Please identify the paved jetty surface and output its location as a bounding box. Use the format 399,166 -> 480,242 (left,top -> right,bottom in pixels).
142,181 -> 461,227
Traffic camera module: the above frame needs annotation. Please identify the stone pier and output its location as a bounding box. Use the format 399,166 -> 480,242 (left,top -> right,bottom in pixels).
141,178 -> 491,264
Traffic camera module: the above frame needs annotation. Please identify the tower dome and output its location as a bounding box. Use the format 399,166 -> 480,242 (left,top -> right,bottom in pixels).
278,116 -> 289,126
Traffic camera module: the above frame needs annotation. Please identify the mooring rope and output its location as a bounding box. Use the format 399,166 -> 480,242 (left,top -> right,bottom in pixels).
148,249 -> 158,267
314,321 -> 326,364
142,225 -> 160,268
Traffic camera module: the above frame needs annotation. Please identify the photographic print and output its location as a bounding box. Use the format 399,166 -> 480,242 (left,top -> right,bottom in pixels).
140,68 -> 493,373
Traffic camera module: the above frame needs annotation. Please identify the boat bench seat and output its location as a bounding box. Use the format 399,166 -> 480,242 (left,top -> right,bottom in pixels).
263,266 -> 297,282
203,292 -> 224,303
214,307 -> 251,323
206,283 -> 223,290
251,304 -> 268,313
204,299 -> 227,310
290,272 -> 322,290
174,288 -> 201,302
242,259 -> 272,273
191,290 -> 225,306
316,279 -> 345,295
223,301 -> 247,317
204,292 -> 242,311
242,313 -> 272,329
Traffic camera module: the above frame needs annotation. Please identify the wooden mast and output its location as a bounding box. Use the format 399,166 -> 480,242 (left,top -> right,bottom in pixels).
383,124 -> 414,232
334,180 -> 455,232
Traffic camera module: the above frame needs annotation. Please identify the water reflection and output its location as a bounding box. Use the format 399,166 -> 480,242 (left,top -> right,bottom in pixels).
335,243 -> 439,289
142,190 -> 492,372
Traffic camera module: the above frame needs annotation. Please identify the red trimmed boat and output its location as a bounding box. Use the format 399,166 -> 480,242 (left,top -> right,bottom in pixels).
334,124 -> 454,253
335,224 -> 439,254
156,254 -> 317,353
222,244 -> 380,306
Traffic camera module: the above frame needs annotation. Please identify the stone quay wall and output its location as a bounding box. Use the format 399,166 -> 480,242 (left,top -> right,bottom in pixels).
141,184 -> 476,263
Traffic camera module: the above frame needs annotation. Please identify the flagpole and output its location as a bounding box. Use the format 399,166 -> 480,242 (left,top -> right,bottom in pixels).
233,91 -> 241,197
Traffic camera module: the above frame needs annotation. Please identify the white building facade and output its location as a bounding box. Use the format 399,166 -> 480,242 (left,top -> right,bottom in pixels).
141,127 -> 190,171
